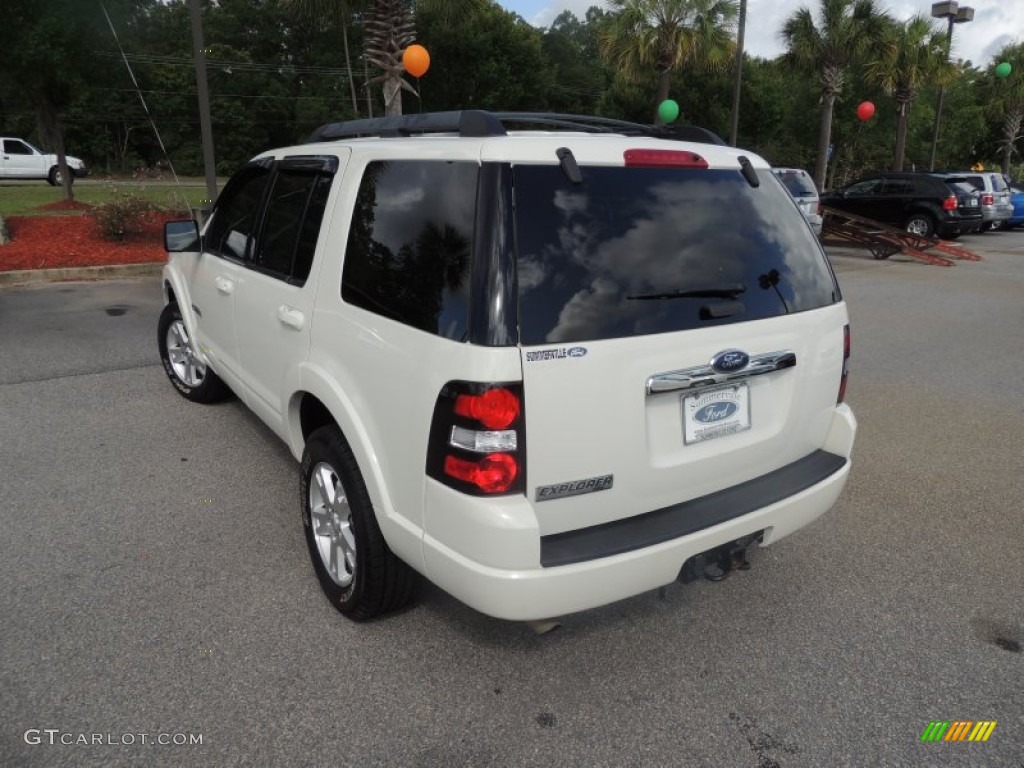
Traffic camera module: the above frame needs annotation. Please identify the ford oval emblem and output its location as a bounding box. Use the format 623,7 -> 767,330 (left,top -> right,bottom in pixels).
710,349 -> 749,373
567,347 -> 588,358
694,402 -> 739,423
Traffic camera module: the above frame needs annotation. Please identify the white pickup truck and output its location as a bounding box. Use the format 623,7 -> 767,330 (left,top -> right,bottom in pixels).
0,137 -> 87,185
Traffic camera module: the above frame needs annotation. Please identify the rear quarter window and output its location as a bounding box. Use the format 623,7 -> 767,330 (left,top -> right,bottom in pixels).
341,160 -> 477,341
513,166 -> 839,345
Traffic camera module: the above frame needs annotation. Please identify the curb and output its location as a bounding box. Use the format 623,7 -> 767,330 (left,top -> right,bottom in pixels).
0,262 -> 164,287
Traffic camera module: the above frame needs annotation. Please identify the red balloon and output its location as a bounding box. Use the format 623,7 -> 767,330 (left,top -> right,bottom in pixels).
856,101 -> 875,121
403,44 -> 430,78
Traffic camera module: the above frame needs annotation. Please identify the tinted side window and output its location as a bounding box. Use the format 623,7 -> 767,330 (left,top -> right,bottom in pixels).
846,179 -> 882,196
206,166 -> 271,261
514,166 -> 839,345
4,140 -> 33,155
883,179 -> 914,195
254,169 -> 332,283
341,160 -> 477,341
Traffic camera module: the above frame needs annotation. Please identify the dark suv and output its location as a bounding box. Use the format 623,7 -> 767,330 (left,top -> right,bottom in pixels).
822,172 -> 982,239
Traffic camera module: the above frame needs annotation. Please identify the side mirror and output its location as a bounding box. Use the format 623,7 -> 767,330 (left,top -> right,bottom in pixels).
164,219 -> 200,252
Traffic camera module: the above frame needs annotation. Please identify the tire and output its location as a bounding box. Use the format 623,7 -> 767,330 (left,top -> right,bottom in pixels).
46,166 -> 72,186
301,425 -> 416,620
157,303 -> 229,403
904,214 -> 935,238
979,222 -> 992,232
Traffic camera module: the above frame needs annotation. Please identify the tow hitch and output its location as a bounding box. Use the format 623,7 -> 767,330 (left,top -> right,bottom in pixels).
677,532 -> 763,584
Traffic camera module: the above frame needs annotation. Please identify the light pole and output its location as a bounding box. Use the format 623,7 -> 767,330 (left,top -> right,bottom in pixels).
928,1 -> 973,171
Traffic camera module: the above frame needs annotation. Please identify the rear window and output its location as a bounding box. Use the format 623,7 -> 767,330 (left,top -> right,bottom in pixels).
773,170 -> 817,197
513,166 -> 839,345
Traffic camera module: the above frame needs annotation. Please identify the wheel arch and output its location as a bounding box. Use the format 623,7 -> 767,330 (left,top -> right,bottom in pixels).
287,379 -> 424,571
161,265 -> 201,355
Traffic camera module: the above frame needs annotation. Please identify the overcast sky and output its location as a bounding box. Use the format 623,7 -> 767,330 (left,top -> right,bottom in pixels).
494,0 -> 1021,68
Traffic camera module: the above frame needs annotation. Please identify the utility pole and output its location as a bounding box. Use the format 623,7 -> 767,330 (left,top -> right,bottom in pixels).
189,0 -> 218,212
728,0 -> 747,147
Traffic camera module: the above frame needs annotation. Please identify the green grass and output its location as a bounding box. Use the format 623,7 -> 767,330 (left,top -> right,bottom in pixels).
0,179 -> 219,216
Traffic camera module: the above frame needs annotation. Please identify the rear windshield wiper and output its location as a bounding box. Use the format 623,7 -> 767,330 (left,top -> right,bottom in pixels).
627,283 -> 746,300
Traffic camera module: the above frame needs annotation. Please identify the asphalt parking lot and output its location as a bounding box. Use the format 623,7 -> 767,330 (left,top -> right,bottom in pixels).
1,232 -> 1022,767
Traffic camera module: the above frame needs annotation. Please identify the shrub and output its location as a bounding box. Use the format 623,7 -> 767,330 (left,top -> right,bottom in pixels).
91,192 -> 159,241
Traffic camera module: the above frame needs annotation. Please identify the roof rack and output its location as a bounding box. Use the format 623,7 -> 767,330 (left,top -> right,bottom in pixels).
307,110 -> 726,146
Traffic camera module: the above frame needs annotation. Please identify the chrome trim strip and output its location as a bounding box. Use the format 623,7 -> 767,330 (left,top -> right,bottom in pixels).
646,350 -> 797,395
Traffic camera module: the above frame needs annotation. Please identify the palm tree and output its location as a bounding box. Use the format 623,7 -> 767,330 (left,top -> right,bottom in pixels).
363,0 -> 480,116
599,0 -> 738,124
865,15 -> 950,171
989,43 -> 1024,176
781,0 -> 888,190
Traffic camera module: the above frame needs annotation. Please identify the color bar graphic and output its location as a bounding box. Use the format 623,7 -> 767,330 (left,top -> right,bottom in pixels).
920,721 -> 996,742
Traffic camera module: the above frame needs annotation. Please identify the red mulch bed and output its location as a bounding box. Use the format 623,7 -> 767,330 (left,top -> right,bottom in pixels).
35,199 -> 95,212
1,209 -> 169,272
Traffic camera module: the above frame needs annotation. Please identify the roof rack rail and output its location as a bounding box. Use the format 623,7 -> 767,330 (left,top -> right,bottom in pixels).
307,110 -> 726,146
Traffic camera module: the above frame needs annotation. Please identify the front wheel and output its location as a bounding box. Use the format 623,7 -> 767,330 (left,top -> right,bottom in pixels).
905,214 -> 935,238
157,303 -> 228,403
300,425 -> 416,620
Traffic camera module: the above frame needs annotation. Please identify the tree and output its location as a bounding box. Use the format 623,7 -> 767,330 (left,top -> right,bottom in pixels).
364,0 -> 480,116
988,44 -> 1024,175
417,4 -> 553,112
0,0 -> 130,200
781,0 -> 887,189
865,14 -> 949,171
283,0 -> 362,117
598,0 -> 737,123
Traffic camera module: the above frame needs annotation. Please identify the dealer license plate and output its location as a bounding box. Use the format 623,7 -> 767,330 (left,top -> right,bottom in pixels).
683,384 -> 751,444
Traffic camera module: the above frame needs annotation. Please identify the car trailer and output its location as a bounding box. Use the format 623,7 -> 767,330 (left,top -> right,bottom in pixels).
821,207 -> 983,266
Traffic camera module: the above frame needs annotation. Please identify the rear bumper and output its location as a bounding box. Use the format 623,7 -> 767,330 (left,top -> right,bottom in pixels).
938,217 -> 982,236
981,206 -> 1012,222
421,405 -> 857,621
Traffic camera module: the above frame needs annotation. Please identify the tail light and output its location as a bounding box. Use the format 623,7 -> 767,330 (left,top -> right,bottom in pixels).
982,193 -> 994,206
942,195 -> 958,211
427,382 -> 525,496
838,325 -> 851,404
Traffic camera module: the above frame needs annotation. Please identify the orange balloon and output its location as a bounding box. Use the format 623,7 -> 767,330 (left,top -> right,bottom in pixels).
403,44 -> 430,78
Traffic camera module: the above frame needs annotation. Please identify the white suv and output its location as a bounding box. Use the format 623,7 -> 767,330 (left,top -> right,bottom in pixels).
158,111 -> 857,622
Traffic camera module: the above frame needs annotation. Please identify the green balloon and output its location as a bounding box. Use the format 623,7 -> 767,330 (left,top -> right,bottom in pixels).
658,99 -> 680,123
996,62 -> 1012,78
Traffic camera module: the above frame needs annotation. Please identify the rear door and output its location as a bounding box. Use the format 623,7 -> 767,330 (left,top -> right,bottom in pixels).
512,162 -> 846,536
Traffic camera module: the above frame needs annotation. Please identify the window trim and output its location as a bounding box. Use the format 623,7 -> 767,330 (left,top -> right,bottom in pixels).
250,161 -> 336,285
204,160 -> 274,265
205,156 -> 337,284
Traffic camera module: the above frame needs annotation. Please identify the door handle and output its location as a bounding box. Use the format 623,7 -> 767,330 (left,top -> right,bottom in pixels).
214,276 -> 233,295
277,305 -> 305,330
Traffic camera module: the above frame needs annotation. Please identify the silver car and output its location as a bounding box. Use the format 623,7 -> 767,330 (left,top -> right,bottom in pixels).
939,172 -> 1013,230
772,168 -> 822,236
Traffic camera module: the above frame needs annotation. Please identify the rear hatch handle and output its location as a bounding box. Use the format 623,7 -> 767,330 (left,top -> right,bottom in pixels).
646,350 -> 796,395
